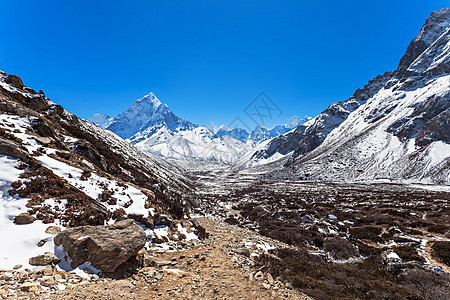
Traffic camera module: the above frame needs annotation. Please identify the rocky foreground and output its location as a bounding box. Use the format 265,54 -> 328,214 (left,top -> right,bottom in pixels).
0,217 -> 310,299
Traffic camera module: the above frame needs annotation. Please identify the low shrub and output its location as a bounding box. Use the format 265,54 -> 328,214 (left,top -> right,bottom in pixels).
349,226 -> 383,243
324,236 -> 359,261
431,241 -> 450,266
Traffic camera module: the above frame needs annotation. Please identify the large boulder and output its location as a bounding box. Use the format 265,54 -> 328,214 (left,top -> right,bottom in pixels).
0,138 -> 28,160
5,74 -> 24,89
54,219 -> 146,273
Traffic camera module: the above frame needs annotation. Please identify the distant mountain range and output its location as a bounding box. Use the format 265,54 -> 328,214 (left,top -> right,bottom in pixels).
212,115 -> 311,144
88,94 -> 310,163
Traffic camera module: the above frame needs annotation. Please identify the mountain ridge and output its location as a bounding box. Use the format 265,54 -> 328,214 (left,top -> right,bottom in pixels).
255,7 -> 450,184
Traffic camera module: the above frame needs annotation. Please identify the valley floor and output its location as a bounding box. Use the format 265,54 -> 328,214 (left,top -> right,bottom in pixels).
2,217 -> 311,299
1,175 -> 449,299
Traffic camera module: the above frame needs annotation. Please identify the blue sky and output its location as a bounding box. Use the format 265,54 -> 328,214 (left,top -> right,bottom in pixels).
1,1 -> 448,129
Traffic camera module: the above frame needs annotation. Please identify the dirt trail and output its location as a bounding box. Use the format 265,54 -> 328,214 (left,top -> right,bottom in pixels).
19,217 -> 311,300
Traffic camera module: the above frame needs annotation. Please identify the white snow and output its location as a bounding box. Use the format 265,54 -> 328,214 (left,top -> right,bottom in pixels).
177,223 -> 198,241
386,251 -> 401,260
132,125 -> 251,164
0,155 -> 58,269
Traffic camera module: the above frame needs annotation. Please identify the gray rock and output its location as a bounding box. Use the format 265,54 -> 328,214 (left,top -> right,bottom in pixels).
30,266 -> 47,274
0,272 -> 13,281
33,136 -> 55,147
137,249 -> 156,268
254,271 -> 264,281
29,252 -> 60,266
234,248 -> 250,257
156,261 -> 172,267
90,274 -> 100,282
45,226 -> 61,235
54,219 -> 146,273
40,276 -> 56,287
0,138 -> 28,160
190,219 -> 207,239
19,282 -> 41,292
83,267 -> 95,274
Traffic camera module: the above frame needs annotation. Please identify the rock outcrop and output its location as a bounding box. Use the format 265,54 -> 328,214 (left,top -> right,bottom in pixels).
54,220 -> 146,273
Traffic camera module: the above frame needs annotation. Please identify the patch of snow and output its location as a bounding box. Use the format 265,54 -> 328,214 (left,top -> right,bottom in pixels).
177,223 -> 198,241
0,155 -> 63,269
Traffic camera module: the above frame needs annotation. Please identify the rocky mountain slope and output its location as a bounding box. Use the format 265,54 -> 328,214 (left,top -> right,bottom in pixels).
237,8 -> 450,184
0,71 -> 202,275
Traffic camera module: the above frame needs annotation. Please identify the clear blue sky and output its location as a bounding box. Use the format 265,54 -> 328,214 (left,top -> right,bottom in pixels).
1,1 -> 448,128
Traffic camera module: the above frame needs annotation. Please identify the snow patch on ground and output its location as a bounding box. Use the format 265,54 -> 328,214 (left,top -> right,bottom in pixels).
0,155 -> 59,269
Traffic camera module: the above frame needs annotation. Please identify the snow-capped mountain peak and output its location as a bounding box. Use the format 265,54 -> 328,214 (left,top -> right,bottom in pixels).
104,91 -> 198,140
136,92 -> 162,107
212,116 -> 312,145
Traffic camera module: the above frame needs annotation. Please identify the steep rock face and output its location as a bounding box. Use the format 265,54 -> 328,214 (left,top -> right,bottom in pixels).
288,71 -> 394,163
397,7 -> 450,76
54,220 -> 146,273
264,8 -> 450,184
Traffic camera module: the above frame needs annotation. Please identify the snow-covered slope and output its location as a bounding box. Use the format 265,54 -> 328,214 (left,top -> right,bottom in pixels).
233,71 -> 393,170
131,125 -> 251,163
0,71 -> 197,271
259,8 -> 450,184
